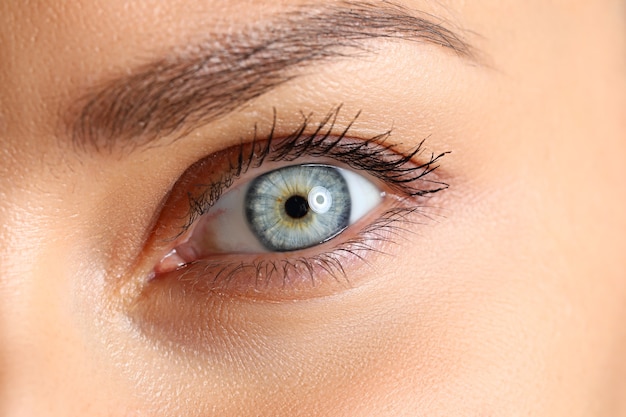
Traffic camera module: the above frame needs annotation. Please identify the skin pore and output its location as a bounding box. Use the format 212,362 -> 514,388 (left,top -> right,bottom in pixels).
0,0 -> 625,416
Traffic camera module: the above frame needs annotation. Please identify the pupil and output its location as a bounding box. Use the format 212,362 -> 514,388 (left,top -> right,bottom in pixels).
284,195 -> 309,219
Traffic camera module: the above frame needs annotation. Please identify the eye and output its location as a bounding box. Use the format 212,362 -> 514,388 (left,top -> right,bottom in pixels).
144,108 -> 449,300
157,164 -> 382,268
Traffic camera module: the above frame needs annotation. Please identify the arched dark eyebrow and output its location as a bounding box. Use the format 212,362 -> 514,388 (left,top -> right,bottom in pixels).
67,1 -> 475,153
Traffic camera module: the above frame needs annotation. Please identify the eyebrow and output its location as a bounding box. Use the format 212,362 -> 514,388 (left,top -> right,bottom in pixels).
67,1 -> 475,153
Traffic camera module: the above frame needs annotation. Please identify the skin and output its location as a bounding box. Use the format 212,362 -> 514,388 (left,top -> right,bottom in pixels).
1,0 -> 625,416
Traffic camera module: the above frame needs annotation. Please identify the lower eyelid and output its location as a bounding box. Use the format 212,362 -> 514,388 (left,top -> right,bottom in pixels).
146,195 -> 429,302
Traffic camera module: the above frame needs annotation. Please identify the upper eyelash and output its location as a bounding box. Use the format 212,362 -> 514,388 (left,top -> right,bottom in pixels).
183,105 -> 449,232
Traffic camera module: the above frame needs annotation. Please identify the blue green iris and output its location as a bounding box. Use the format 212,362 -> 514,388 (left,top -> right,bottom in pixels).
245,165 -> 351,251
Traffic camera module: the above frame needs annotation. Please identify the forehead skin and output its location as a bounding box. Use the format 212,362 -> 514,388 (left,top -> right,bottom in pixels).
0,1 -> 625,416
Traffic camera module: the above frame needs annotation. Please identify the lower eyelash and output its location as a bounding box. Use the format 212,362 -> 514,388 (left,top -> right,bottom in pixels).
170,203 -> 438,300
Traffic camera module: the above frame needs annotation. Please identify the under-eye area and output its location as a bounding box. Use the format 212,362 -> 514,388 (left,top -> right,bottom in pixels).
140,107 -> 450,301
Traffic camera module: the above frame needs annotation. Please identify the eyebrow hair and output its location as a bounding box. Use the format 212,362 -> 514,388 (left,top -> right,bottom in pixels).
68,1 -> 475,152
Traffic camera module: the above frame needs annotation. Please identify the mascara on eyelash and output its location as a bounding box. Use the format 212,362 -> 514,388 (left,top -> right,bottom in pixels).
182,105 -> 449,232
150,106 -> 450,296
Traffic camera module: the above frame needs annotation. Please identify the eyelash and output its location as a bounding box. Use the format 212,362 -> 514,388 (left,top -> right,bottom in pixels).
155,106 -> 449,298
183,106 -> 449,231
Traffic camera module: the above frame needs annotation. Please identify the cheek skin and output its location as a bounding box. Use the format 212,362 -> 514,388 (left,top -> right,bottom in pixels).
0,199 -> 144,415
444,3 -> 626,414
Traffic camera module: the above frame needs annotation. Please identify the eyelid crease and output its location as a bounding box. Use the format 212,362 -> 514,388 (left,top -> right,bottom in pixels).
181,105 -> 449,234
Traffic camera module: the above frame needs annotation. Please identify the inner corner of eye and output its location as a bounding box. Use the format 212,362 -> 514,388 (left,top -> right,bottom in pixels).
154,164 -> 383,274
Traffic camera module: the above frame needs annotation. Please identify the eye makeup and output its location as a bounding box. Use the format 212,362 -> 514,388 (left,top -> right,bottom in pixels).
182,106 -> 448,230
144,106 -> 449,301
